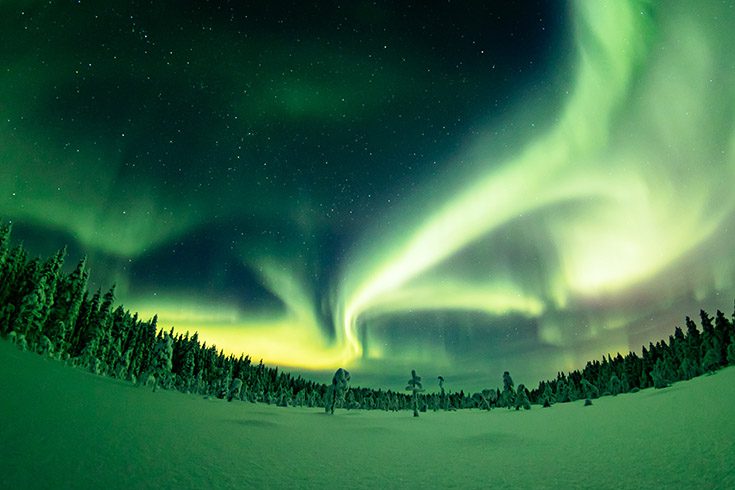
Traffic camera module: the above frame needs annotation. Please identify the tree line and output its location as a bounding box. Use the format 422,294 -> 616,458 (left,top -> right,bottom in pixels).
2,222 -> 735,413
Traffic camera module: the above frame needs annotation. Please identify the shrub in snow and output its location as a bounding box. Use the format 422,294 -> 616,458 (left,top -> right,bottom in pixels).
584,398 -> 593,406
406,369 -> 424,417
728,338 -> 735,365
325,368 -> 350,414
227,378 -> 243,402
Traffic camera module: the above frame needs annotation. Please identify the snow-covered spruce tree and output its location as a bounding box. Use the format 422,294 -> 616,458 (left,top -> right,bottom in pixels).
514,384 -> 531,410
227,378 -> 243,402
438,376 -> 449,411
500,371 -> 515,409
651,358 -> 672,388
37,335 -> 53,357
0,304 -> 15,336
714,310 -> 732,365
8,330 -> 28,351
114,348 -> 133,380
482,388 -> 497,409
471,391 -> 491,410
580,378 -> 599,399
44,256 -> 88,357
728,335 -> 735,365
678,356 -> 697,381
539,381 -> 555,407
0,246 -> 27,320
34,247 -> 66,349
69,288 -> 101,358
608,374 -> 621,396
276,386 -> 291,407
11,275 -> 46,343
406,369 -> 423,417
685,316 -> 703,372
555,378 -> 570,402
80,337 -> 101,374
293,389 -> 306,407
147,332 -> 174,392
325,368 -> 350,414
0,222 -> 11,268
345,389 -> 360,410
701,337 -> 722,374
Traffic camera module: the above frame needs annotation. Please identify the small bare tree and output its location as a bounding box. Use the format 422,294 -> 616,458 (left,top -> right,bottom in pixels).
406,369 -> 424,417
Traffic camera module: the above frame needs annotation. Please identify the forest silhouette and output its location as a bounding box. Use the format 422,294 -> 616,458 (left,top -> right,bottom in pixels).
2,222 -> 734,413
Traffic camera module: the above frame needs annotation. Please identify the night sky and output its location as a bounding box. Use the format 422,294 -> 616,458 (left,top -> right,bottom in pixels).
3,0 -> 735,390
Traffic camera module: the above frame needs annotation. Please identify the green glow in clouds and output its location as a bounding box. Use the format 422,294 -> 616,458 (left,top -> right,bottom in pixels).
337,0 -> 735,367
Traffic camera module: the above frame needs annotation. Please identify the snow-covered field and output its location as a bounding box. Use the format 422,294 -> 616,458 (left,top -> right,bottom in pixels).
1,341 -> 733,489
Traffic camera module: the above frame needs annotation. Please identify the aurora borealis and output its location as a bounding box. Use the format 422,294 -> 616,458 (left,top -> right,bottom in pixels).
2,1 -> 735,390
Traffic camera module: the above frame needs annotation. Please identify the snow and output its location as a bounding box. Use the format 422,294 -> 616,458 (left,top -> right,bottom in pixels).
0,340 -> 733,489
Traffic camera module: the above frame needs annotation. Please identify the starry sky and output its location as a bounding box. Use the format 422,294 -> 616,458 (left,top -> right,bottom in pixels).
2,0 -> 735,391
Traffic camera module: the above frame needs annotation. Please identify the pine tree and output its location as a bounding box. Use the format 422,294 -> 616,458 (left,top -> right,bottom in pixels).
47,257 -> 88,355
80,336 -> 101,374
148,332 -> 173,392
714,310 -> 732,366
71,289 -> 101,357
500,371 -> 515,408
701,337 -> 721,374
540,382 -> 555,407
438,376 -> 449,411
514,384 -> 531,410
11,275 -> 46,342
35,247 -> 66,343
678,357 -> 697,380
651,358 -> 674,388
727,335 -> 735,365
685,316 -> 702,370
0,244 -> 26,309
608,374 -> 621,396
0,222 -> 11,271
580,378 -> 599,399
227,378 -> 243,402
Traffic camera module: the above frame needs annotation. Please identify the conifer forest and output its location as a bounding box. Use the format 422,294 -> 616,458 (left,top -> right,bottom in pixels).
2,0 -> 735,486
3,222 -> 735,414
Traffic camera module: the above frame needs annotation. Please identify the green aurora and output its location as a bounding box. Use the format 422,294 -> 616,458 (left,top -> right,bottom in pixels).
2,0 -> 735,389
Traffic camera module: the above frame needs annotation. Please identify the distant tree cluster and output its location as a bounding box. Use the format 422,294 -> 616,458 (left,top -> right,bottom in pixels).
527,308 -> 735,407
2,222 -> 735,414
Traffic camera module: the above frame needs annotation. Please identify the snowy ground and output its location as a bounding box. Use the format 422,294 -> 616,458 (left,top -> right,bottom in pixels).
1,342 -> 733,489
